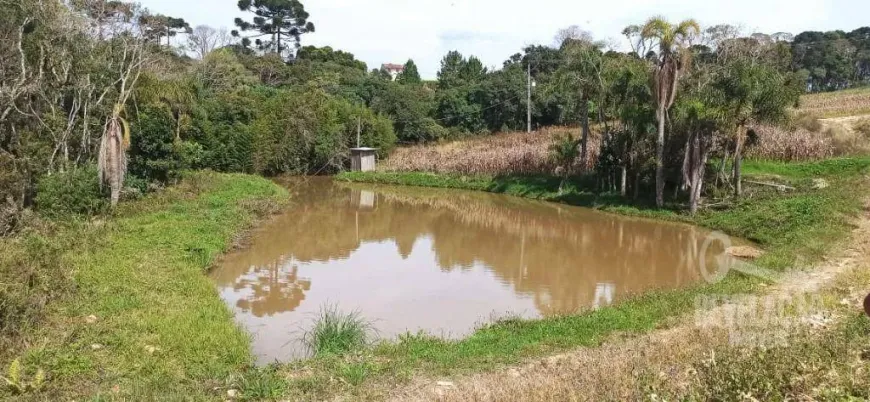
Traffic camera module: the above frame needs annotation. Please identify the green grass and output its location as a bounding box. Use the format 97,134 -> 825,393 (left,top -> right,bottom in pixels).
3,171 -> 287,400
742,157 -> 870,179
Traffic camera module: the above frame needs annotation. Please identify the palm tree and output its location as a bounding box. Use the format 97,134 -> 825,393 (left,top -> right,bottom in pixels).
98,104 -> 130,207
676,97 -> 724,214
640,17 -> 700,207
98,34 -> 146,207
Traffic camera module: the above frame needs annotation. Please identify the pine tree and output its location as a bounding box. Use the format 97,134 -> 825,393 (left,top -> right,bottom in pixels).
232,0 -> 315,61
397,59 -> 422,84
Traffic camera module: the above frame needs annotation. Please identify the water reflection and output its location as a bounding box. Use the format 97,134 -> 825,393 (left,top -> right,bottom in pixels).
211,177 -> 724,362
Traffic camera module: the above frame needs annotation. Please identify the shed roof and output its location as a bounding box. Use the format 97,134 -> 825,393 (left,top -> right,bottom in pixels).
350,147 -> 378,152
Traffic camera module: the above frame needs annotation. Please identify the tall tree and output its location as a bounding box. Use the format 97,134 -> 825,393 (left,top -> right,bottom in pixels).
460,56 -> 488,83
638,17 -> 700,207
397,59 -> 421,84
71,0 -> 135,39
557,37 -> 605,170
296,45 -> 367,70
716,60 -> 801,195
232,0 -> 315,61
98,15 -> 149,207
674,94 -> 723,214
437,51 -> 466,90
187,25 -> 232,59
140,14 -> 191,46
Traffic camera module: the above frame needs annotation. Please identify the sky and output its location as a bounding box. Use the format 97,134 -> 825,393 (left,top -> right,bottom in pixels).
140,0 -> 870,79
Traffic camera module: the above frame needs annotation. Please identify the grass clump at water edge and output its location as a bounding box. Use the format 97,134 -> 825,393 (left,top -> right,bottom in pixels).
303,304 -> 374,357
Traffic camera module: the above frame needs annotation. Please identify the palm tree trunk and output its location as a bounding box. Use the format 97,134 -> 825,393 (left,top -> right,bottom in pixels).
733,125 -> 746,196
98,117 -> 128,207
580,98 -> 590,171
687,132 -> 709,215
655,107 -> 666,207
633,170 -> 641,200
620,165 -> 627,196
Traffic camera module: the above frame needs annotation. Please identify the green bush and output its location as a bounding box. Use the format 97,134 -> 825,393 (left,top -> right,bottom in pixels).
249,87 -> 397,175
130,104 -> 201,183
35,165 -> 107,217
189,91 -> 257,173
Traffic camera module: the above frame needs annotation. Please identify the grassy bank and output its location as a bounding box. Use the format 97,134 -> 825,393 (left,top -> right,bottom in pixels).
0,171 -> 287,400
266,157 -> 870,399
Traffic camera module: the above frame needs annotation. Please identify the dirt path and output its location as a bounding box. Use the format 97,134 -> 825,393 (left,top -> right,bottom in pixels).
377,204 -> 870,401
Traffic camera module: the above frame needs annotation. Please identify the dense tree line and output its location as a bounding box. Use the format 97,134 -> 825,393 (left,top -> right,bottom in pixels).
0,0 -> 867,233
0,0 -> 396,232
791,28 -> 870,91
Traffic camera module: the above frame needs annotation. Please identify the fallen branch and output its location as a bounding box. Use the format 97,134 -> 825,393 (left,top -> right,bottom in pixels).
744,180 -> 795,191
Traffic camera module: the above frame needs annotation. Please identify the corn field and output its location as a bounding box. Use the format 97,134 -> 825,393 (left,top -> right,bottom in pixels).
798,88 -> 870,118
746,124 -> 836,161
382,122 -> 844,176
382,127 -> 601,176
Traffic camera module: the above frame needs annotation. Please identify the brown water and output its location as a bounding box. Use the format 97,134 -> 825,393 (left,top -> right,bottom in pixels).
211,177 -> 727,363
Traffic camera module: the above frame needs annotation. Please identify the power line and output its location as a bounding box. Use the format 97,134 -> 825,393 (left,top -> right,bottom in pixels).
431,94 -> 525,123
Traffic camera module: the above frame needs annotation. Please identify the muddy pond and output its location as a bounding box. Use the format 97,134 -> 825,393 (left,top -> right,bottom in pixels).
210,177 -> 729,363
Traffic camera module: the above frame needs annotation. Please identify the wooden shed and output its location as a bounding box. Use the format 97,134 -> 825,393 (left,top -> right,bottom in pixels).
350,147 -> 377,172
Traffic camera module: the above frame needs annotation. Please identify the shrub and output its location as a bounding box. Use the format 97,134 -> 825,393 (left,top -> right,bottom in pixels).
130,104 -> 200,183
854,118 -> 870,138
0,231 -> 70,355
250,87 -> 397,175
0,154 -> 26,235
303,304 -> 372,356
825,124 -> 870,155
790,112 -> 823,132
35,165 -> 106,217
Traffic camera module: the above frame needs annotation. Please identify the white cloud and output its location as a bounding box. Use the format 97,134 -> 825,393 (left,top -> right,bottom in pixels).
139,0 -> 867,79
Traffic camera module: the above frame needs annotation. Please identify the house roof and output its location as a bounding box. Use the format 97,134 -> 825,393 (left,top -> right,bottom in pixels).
381,63 -> 405,71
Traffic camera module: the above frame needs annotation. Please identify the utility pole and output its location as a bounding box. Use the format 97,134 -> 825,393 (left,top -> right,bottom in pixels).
357,116 -> 361,147
527,62 -> 532,133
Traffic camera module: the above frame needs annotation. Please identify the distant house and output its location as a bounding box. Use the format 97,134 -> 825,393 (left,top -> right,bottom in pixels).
381,63 -> 405,81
